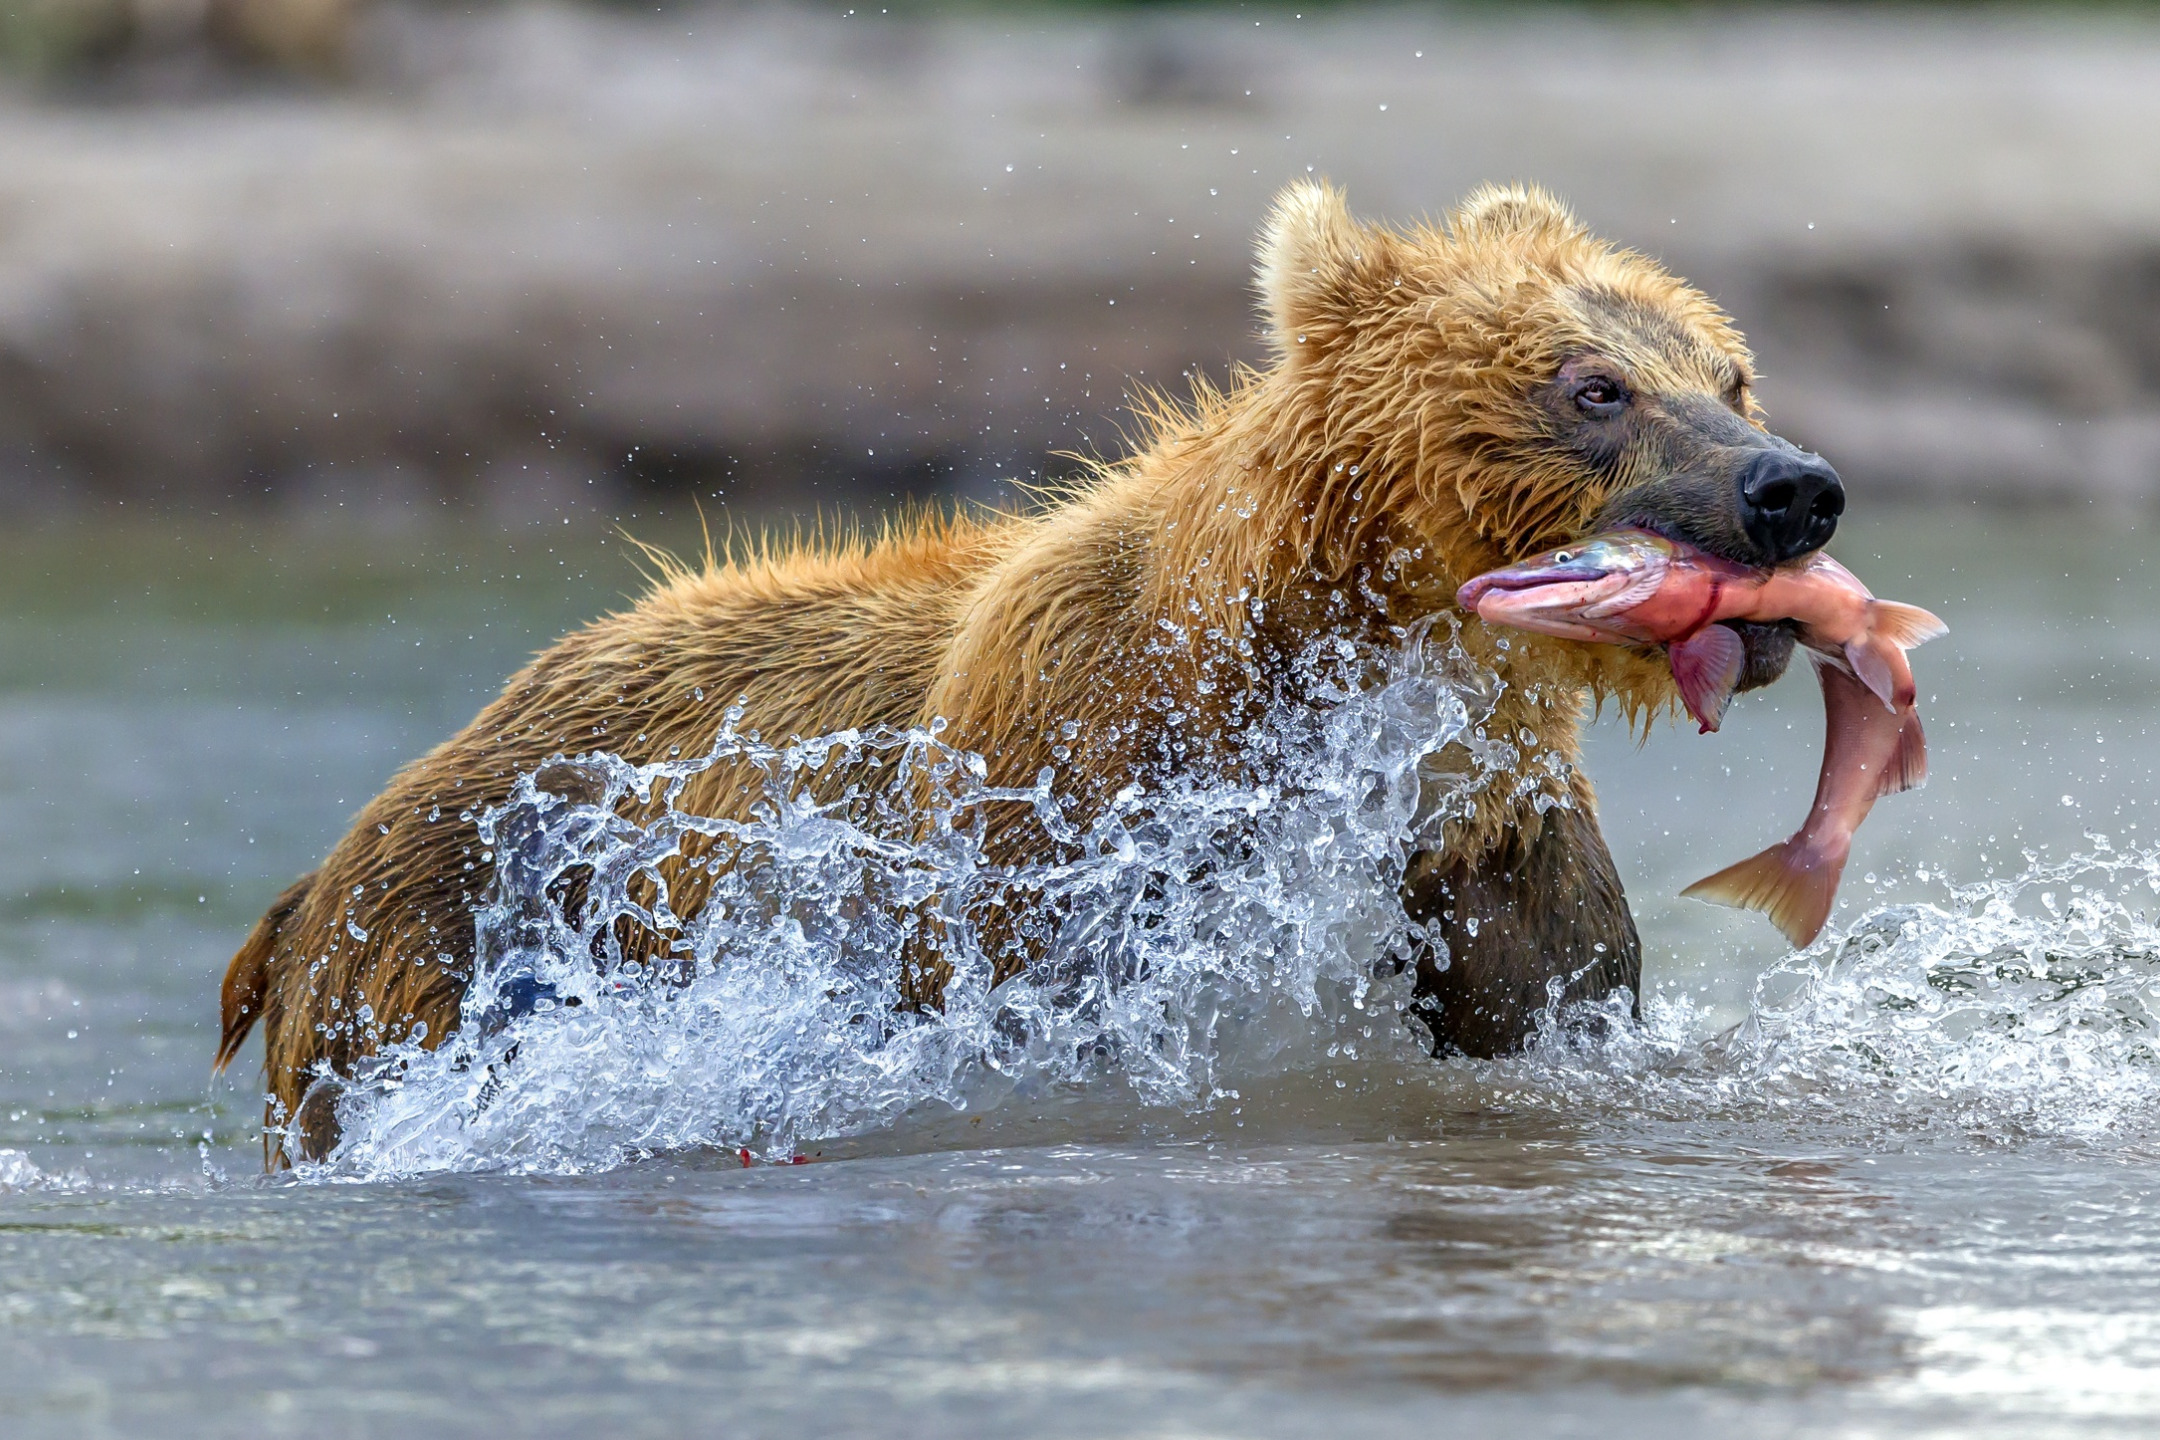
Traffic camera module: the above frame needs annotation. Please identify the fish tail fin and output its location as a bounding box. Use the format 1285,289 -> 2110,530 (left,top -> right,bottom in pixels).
1681,841 -> 1842,949
1869,599 -> 1948,651
216,871 -> 314,1073
1876,706 -> 1930,798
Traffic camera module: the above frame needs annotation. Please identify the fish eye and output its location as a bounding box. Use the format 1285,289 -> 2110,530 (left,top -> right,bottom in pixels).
1552,550 -> 1575,563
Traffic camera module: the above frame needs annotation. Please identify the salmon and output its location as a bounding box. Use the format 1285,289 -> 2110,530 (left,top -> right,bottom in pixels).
1456,529 -> 1945,733
1455,530 -> 1947,946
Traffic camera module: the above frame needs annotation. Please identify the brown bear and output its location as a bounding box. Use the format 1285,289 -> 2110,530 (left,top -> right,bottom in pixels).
216,181 -> 1842,1163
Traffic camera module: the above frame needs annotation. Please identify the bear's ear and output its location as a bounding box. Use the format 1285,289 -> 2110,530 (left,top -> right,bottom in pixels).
1451,183 -> 1582,244
1254,179 -> 1371,365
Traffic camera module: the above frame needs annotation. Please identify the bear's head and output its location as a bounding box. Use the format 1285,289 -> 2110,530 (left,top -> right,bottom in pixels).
1247,180 -> 1838,699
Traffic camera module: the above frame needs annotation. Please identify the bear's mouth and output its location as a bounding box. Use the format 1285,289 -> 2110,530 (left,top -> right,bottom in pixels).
1591,514 -> 1736,564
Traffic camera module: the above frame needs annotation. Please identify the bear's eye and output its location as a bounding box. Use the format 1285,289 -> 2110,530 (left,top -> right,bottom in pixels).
1573,376 -> 1628,415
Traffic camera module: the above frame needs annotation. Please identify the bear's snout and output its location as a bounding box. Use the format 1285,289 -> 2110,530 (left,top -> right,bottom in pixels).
1737,449 -> 1844,562
1587,407 -> 1844,575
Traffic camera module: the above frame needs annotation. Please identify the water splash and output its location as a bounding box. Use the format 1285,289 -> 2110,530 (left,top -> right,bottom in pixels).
0,1149 -> 84,1193
309,608 -> 2160,1179
322,621 -> 1520,1176
1504,841 -> 2160,1145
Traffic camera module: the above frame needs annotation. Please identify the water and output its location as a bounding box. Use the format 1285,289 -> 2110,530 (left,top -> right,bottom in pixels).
2,506 -> 2157,1437
328,615 -> 1503,1175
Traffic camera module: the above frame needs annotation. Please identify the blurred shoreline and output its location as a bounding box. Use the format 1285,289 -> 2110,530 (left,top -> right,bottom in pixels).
4,1 -> 2160,519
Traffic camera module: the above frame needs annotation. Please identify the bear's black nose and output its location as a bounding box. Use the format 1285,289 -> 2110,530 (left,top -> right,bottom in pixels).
1738,449 -> 1844,562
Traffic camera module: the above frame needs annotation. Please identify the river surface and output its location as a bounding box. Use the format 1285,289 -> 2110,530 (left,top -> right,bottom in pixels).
2,505 -> 2157,1437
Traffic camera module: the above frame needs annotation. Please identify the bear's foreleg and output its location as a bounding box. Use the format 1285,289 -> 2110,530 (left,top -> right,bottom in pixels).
1401,801 -> 1641,1056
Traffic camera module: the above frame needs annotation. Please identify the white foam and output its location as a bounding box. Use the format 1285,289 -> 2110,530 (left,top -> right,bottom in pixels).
1499,840 -> 2160,1146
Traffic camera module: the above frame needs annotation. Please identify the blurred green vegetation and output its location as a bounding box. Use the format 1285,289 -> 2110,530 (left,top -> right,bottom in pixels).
10,0 -> 2160,81
0,0 -> 353,78
870,0 -> 2160,10
0,0 -> 132,74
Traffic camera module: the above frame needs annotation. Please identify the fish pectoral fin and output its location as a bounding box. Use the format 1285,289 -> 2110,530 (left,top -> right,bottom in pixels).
1681,840 -> 1842,949
1668,625 -> 1746,734
1870,599 -> 1948,651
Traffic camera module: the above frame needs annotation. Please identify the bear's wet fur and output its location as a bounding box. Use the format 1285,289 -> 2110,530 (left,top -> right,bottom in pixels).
220,181 -> 1801,1163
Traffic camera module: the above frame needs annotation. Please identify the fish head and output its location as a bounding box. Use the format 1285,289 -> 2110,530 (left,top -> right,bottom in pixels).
1455,530 -> 1675,641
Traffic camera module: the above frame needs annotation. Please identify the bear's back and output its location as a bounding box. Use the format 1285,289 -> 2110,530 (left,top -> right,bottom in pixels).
231,510 -> 1015,1131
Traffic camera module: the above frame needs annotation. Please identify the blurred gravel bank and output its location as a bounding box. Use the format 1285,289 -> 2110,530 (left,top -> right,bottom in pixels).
4,1 -> 2160,517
